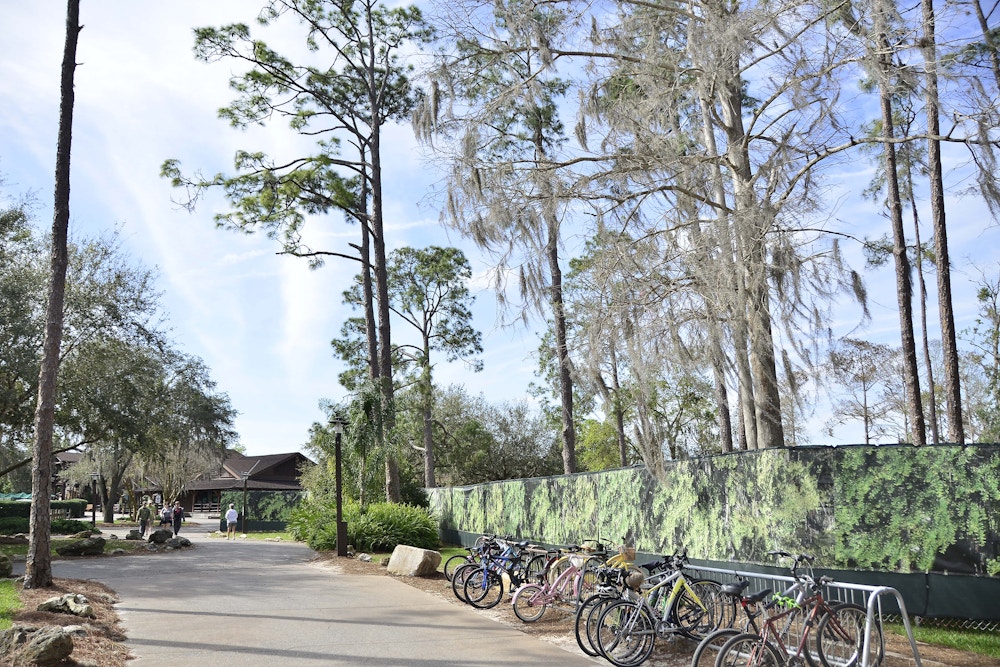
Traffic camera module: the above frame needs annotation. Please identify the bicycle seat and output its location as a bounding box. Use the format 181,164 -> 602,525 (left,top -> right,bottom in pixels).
746,588 -> 773,604
721,580 -> 750,597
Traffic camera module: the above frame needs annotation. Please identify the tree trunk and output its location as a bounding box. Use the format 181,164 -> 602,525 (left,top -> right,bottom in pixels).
26,0 -> 80,590
548,221 -> 576,474
609,346 -> 629,467
422,345 -> 435,488
369,112 -> 400,504
920,0 -> 963,443
876,22 -> 926,445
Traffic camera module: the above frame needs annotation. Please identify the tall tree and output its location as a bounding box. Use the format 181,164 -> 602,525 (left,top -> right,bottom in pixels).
163,0 -> 433,502
827,338 -> 900,444
25,0 -> 80,589
416,0 -> 580,472
918,0 -> 963,444
384,246 -> 482,487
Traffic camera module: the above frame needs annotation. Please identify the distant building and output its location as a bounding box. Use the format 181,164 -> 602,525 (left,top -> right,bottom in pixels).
178,450 -> 314,513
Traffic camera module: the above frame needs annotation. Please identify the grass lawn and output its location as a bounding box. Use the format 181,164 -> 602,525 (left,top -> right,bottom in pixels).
0,536 -> 150,560
888,622 -> 1000,659
0,579 -> 20,631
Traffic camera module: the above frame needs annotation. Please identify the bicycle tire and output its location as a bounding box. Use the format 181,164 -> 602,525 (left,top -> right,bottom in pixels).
575,594 -> 616,657
450,563 -> 475,603
526,553 -> 549,582
443,553 -> 471,582
716,632 -> 783,667
673,579 -> 724,640
596,599 -> 657,667
464,569 -> 504,609
816,602 -> 884,667
512,583 -> 547,622
691,628 -> 741,667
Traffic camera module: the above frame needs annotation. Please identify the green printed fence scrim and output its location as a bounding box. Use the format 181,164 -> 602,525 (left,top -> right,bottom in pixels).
428,444 -> 1000,576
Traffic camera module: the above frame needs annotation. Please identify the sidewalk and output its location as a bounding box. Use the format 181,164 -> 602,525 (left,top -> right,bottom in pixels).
15,518 -> 600,666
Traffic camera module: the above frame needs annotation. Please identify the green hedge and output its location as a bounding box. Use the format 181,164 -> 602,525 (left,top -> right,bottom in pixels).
0,500 -> 87,519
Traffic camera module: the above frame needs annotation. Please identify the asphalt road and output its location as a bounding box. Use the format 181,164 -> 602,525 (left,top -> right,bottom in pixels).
14,521 -> 600,666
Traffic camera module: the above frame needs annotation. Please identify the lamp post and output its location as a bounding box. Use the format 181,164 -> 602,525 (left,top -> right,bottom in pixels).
90,472 -> 99,526
241,471 -> 249,535
330,415 -> 348,557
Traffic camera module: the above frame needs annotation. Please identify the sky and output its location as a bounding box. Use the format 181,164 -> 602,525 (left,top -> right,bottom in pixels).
0,1 -> 540,457
1,2 -> 998,456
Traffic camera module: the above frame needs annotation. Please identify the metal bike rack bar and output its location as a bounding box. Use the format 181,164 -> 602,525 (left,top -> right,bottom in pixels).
688,564 -> 923,667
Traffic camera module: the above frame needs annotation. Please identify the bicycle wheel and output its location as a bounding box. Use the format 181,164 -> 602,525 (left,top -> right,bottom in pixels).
716,633 -> 783,667
691,628 -> 741,667
575,566 -> 599,604
451,563 -> 475,603
596,600 -> 656,667
464,569 -> 504,609
512,583 -> 548,622
816,603 -> 884,667
443,554 -> 470,581
673,579 -> 724,640
526,553 -> 549,582
575,594 -> 616,657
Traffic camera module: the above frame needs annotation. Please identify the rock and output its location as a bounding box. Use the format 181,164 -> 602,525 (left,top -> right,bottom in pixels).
70,530 -> 93,539
148,528 -> 172,544
124,529 -> 143,541
21,625 -> 73,666
0,535 -> 28,545
386,545 -> 441,577
358,553 -> 372,562
37,593 -> 96,619
62,625 -> 88,636
55,536 -> 106,557
0,554 -> 11,578
0,624 -> 36,655
164,536 -> 192,549
111,548 -> 125,555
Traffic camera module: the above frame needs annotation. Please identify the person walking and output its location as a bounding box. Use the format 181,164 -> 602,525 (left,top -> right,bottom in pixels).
137,502 -> 152,538
171,501 -> 184,537
225,504 -> 239,540
159,504 -> 171,528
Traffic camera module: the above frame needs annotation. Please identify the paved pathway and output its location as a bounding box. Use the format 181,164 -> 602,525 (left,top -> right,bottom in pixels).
15,521 -> 599,666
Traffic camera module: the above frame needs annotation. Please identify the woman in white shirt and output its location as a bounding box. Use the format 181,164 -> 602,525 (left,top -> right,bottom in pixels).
225,504 -> 239,540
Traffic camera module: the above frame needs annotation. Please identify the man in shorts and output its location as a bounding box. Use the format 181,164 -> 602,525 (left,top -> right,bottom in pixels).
225,503 -> 239,540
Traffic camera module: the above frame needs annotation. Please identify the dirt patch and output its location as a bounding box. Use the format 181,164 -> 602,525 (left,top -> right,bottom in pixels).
8,578 -> 130,667
314,553 -> 1000,667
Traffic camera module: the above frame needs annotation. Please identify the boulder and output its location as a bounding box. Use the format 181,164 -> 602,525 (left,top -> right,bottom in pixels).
164,536 -> 192,549
385,545 -> 441,577
124,529 -> 143,541
37,593 -> 96,619
70,531 -> 94,539
55,536 -> 106,557
0,624 -> 35,655
21,626 -> 73,666
148,528 -> 173,544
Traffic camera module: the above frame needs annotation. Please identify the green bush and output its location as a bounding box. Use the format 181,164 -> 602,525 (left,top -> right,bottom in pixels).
52,519 -> 94,535
0,518 -> 26,534
0,517 -> 95,535
288,499 -> 438,552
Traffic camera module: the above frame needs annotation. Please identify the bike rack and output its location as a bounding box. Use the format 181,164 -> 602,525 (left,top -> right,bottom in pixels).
689,564 -> 923,667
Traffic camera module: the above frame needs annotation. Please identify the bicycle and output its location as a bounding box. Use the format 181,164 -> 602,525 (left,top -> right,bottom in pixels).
594,553 -> 725,667
691,579 -> 773,667
511,546 -> 598,622
458,536 -> 533,609
714,552 -> 883,667
575,557 -> 673,658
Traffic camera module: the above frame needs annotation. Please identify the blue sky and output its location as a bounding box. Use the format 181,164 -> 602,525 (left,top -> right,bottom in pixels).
1,2 -> 998,455
0,2 -> 539,456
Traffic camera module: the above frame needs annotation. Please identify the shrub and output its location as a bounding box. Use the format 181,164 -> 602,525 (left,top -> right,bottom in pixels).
0,517 -> 95,535
288,499 -> 438,552
52,519 -> 94,535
